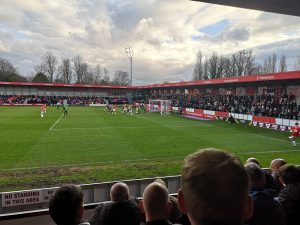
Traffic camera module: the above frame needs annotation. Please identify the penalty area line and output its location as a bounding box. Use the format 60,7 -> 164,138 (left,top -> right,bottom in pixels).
49,114 -> 64,130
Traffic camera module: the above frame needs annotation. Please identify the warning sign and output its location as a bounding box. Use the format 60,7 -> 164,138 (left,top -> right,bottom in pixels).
2,191 -> 42,207
1,188 -> 57,207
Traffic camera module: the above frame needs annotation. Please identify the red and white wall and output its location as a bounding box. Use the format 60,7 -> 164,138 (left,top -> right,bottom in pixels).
173,107 -> 299,132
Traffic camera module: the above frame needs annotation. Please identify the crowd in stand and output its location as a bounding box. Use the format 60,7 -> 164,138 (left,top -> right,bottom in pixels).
148,93 -> 300,120
0,95 -> 128,105
48,149 -> 300,225
1,92 -> 299,119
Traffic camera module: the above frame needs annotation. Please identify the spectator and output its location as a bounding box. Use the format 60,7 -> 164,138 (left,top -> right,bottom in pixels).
89,182 -> 143,225
246,157 -> 277,191
270,159 -> 287,192
178,148 -> 253,225
246,157 -> 261,167
153,178 -> 181,223
49,184 -> 89,225
244,162 -> 286,225
139,182 -> 172,225
277,165 -> 300,225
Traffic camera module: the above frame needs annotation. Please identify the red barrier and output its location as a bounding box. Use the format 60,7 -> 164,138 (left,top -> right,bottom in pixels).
194,109 -> 204,114
215,111 -> 229,117
253,115 -> 276,124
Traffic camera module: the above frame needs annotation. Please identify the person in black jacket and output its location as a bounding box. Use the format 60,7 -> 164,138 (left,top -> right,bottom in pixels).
244,162 -> 286,225
89,182 -> 143,225
277,165 -> 300,225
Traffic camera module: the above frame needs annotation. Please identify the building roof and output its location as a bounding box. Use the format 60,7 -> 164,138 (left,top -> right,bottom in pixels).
139,71 -> 300,89
192,0 -> 300,17
1,71 -> 300,90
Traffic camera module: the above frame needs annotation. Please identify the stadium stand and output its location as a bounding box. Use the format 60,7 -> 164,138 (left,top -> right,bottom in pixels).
0,95 -> 128,105
147,93 -> 299,119
1,72 -> 300,224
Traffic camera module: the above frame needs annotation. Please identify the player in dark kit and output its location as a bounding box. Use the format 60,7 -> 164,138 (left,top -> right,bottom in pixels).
289,122 -> 300,147
63,104 -> 69,116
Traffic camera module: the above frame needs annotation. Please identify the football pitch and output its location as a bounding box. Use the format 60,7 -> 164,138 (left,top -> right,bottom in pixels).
0,106 -> 299,191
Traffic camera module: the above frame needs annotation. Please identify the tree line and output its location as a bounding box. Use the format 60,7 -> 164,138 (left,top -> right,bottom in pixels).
1,50 -> 300,84
0,51 -> 130,85
193,50 -> 300,80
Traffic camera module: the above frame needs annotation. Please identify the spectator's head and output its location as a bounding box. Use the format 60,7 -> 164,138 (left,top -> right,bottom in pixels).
178,148 -> 252,225
110,182 -> 129,202
244,162 -> 265,189
270,159 -> 287,175
278,164 -> 300,185
140,182 -> 171,221
153,178 -> 166,187
246,157 -> 261,167
49,184 -> 84,225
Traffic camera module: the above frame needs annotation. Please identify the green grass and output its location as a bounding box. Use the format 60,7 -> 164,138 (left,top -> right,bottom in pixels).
0,106 -> 299,191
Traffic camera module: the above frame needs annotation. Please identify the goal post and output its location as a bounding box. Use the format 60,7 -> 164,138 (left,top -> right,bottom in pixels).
149,99 -> 172,115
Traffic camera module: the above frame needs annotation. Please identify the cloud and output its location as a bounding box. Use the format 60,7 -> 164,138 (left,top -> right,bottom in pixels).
0,0 -> 300,84
219,27 -> 250,42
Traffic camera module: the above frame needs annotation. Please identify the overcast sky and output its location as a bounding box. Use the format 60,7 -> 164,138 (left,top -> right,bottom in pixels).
1,0 -> 300,85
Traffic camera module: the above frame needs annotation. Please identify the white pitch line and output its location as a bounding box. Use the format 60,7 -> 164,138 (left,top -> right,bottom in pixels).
236,149 -> 299,155
49,114 -> 64,130
1,149 -> 299,172
50,124 -> 212,131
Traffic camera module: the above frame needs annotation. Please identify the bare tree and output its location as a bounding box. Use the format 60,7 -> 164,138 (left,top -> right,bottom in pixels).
209,52 -> 218,79
216,56 -> 227,78
279,55 -> 287,72
0,57 -> 26,82
271,53 -> 277,73
263,53 -> 277,73
244,50 -> 256,75
94,64 -> 102,84
223,58 -> 232,77
81,62 -> 89,84
72,55 -> 84,83
58,59 -> 73,84
41,51 -> 57,83
112,71 -> 130,85
293,56 -> 300,71
34,64 -> 44,74
252,63 -> 264,75
229,54 -> 237,77
203,60 -> 209,80
101,67 -> 110,84
193,51 -> 204,80
233,50 -> 255,76
263,58 -> 269,74
0,58 -> 17,74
